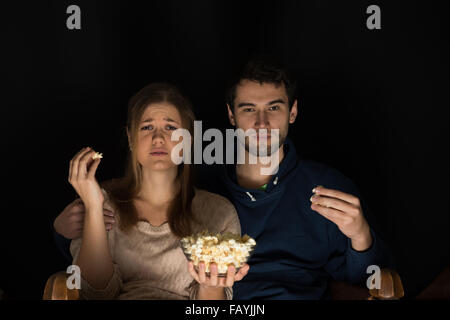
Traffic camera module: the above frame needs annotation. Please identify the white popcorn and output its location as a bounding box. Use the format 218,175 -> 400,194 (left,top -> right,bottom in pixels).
181,231 -> 256,274
92,152 -> 103,159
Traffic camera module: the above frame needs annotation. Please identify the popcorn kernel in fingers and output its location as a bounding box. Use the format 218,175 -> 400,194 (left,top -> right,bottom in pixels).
92,152 -> 103,160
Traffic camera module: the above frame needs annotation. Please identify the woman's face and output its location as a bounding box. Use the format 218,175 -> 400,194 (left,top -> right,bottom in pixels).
134,103 -> 183,171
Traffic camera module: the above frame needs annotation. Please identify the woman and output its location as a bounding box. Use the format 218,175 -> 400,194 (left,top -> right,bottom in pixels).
69,83 -> 249,300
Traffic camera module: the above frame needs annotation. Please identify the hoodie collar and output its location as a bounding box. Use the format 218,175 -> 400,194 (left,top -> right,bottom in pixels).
222,137 -> 300,202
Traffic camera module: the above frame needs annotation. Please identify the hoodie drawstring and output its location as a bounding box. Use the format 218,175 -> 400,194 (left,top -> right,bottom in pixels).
246,192 -> 256,202
273,176 -> 278,185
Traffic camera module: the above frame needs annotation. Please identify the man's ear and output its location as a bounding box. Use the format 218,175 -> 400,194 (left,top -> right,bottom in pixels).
289,99 -> 298,124
227,104 -> 236,126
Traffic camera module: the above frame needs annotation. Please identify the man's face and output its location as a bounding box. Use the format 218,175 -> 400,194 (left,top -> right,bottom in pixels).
227,79 -> 298,156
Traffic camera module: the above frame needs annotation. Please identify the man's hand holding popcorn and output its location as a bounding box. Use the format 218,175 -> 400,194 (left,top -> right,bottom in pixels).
310,185 -> 372,252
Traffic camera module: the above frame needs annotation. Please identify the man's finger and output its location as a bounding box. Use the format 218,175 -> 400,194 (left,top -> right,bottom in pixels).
310,194 -> 357,213
103,215 -> 115,224
312,186 -> 359,206
103,209 -> 115,217
311,203 -> 345,224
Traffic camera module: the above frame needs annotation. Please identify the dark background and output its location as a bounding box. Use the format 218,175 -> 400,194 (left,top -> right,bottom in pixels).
1,0 -> 449,299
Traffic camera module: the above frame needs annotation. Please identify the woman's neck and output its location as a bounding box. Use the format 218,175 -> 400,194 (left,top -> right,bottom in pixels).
137,167 -> 179,207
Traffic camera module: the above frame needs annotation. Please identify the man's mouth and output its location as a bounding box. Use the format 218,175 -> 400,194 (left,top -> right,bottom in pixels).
249,135 -> 271,141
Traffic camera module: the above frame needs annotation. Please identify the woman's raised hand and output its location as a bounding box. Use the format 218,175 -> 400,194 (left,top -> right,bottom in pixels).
68,147 -> 104,210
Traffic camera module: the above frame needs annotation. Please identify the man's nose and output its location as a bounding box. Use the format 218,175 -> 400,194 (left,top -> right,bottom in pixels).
255,110 -> 269,128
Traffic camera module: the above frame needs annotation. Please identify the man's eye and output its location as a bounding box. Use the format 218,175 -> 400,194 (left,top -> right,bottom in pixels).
141,125 -> 153,131
269,105 -> 280,111
243,108 -> 254,112
166,125 -> 178,130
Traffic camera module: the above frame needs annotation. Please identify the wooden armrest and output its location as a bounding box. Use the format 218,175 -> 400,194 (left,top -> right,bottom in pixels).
330,268 -> 404,300
368,268 -> 404,300
43,271 -> 80,300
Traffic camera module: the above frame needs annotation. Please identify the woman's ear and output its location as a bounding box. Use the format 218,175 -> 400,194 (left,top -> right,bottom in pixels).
126,128 -> 132,151
227,104 -> 236,126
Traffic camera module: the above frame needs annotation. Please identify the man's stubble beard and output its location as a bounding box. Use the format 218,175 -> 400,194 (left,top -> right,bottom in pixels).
243,131 -> 287,157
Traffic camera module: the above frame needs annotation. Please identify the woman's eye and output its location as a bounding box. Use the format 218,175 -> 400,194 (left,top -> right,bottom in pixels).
166,125 -> 178,130
269,105 -> 280,111
141,125 -> 153,131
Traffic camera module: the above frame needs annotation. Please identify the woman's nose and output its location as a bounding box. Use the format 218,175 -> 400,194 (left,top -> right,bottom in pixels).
152,129 -> 165,144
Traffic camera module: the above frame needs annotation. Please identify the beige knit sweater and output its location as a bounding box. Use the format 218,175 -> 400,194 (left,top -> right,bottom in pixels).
70,188 -> 241,300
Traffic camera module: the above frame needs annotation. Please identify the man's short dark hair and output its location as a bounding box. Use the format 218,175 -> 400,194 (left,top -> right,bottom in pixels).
226,55 -> 297,111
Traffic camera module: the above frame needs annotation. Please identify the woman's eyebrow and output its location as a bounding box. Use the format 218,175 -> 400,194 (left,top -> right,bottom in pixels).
140,117 -> 180,125
164,117 -> 180,124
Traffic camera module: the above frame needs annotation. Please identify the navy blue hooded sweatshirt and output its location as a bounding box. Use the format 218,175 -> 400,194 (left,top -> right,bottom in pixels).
53,138 -> 394,300
197,137 -> 394,299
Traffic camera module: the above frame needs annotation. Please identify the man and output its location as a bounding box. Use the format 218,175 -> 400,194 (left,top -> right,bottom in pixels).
53,56 -> 394,299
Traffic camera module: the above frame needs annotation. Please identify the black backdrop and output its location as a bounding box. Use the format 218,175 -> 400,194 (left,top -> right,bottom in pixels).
1,0 -> 449,299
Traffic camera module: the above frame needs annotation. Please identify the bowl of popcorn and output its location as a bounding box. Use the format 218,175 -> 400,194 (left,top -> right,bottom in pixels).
180,231 -> 256,277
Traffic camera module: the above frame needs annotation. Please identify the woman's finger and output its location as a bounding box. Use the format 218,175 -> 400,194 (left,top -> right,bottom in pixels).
188,262 -> 200,283
77,150 -> 96,178
225,265 -> 236,287
218,277 -> 226,287
234,264 -> 250,282
69,148 -> 87,182
71,147 -> 92,181
198,261 -> 206,283
87,158 -> 101,179
209,263 -> 218,286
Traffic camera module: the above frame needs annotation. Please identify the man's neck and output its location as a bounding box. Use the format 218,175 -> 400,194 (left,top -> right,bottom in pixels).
236,145 -> 285,189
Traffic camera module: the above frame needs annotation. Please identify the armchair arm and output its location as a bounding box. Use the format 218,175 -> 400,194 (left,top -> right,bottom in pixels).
330,268 -> 404,300
368,268 -> 404,300
43,271 -> 80,300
